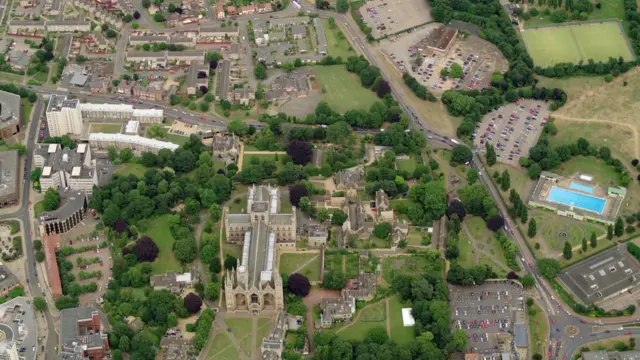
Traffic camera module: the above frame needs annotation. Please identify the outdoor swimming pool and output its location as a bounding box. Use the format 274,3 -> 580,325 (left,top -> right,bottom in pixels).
569,182 -> 594,194
547,187 -> 606,214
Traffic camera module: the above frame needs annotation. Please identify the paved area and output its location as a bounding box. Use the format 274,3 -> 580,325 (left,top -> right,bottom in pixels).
354,0 -> 432,39
449,281 -> 525,354
474,99 -> 550,166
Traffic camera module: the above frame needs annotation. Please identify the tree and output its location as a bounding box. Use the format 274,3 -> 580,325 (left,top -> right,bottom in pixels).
33,296 -> 47,311
289,184 -> 309,207
132,236 -> 159,262
326,121 -> 351,143
224,255 -> 237,270
283,61 -> 295,72
286,141 -> 313,165
520,206 -> 528,224
317,208 -> 329,223
209,204 -> 222,222
205,283 -> 219,300
581,237 -> 588,252
533,354 -> 543,360
199,102 -> 209,112
120,148 -> 133,162
375,79 -> 391,98
500,170 -> 511,191
528,163 -> 542,179
107,146 -> 118,161
227,119 -> 248,135
373,222 -> 392,239
153,13 -> 165,22
33,239 -> 42,251
528,218 -> 537,238
486,215 -> 505,231
43,188 -> 60,211
451,145 -> 472,164
590,232 -> 597,248
536,258 -> 561,279
331,210 -> 348,225
520,274 -> 535,288
336,0 -> 349,12
563,241 -> 572,260
35,251 -> 44,262
184,293 -> 203,313
608,224 -> 614,240
133,10 -> 141,19
287,273 -> 311,297
446,200 -> 466,221
450,63 -> 463,78
106,29 -> 117,38
615,217 -> 624,237
255,63 -> 267,80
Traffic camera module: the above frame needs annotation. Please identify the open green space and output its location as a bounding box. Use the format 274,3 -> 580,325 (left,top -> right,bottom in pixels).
32,71 -> 48,83
406,227 -> 427,246
528,300 -> 549,357
311,65 -> 379,113
382,255 -> 429,284
396,158 -> 418,174
228,195 -> 248,213
337,302 -> 387,341
241,153 -> 284,171
145,215 -> 183,274
324,251 -> 360,278
0,71 -> 23,83
492,163 -> 529,198
466,216 -> 490,241
34,201 -> 45,216
90,123 -> 122,134
389,296 -> 415,344
222,242 -> 242,260
455,231 -> 475,268
206,332 -> 239,360
226,318 -> 253,356
21,99 -> 32,124
522,22 -> 633,67
164,133 -> 189,146
280,196 -> 294,213
279,253 -> 321,281
116,163 -> 149,178
256,318 -> 273,344
525,0 -> 624,27
555,156 -> 623,187
322,18 -> 356,58
213,159 -> 227,172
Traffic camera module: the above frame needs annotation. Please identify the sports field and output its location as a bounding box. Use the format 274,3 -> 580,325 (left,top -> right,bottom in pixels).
522,22 -> 634,67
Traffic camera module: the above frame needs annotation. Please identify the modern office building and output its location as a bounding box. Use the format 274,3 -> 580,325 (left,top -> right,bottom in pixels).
46,95 -> 83,136
58,307 -> 109,360
33,143 -> 97,194
0,150 -> 19,208
88,133 -> 178,154
0,90 -> 21,140
38,190 -> 88,236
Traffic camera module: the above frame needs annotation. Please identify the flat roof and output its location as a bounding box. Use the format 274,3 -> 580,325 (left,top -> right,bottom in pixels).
42,234 -> 62,297
423,25 -> 457,51
401,308 -> 415,326
88,133 -> 179,151
0,150 -> 18,198
559,246 -> 640,304
39,190 -> 86,224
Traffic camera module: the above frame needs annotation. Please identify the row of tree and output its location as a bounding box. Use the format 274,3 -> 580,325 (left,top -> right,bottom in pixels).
403,72 -> 438,102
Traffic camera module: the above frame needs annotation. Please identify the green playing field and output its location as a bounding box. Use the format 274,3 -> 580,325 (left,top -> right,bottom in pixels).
522,22 -> 634,67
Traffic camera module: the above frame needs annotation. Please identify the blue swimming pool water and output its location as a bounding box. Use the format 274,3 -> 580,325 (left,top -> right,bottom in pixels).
546,187 -> 606,214
569,182 -> 594,194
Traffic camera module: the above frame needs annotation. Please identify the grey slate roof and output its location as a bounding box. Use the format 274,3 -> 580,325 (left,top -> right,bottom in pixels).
514,324 -> 528,348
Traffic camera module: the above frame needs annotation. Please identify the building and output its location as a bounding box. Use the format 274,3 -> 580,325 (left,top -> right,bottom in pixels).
211,131 -> 240,157
186,62 -> 210,95
375,189 -> 393,221
0,150 -> 18,208
265,70 -> 311,101
42,234 -> 62,297
0,264 -> 19,297
34,143 -> 97,194
257,3 -> 272,13
582,351 -> 640,360
58,307 -> 109,360
128,34 -> 169,45
198,26 -> 239,41
46,20 -> 91,32
292,25 -> 306,39
7,50 -> 31,70
270,16 -> 309,28
8,20 -> 46,33
307,225 -> 328,247
334,165 -> 365,192
239,4 -> 256,14
0,297 -> 39,360
514,324 -> 528,348
133,83 -> 166,101
226,5 -> 236,15
261,312 -> 287,359
159,336 -> 193,360
150,266 -> 199,294
216,4 -> 225,18
80,103 -> 163,123
232,88 -> 255,105
343,272 -> 377,301
319,294 -> 355,327
88,133 -> 179,154
342,200 -> 374,239
38,190 -> 88,236
313,18 -> 327,55
224,185 -> 292,314
46,95 -> 83,136
417,25 -> 458,56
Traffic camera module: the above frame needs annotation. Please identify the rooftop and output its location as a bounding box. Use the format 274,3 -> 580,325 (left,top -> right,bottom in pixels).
582,351 -> 640,360
422,25 -> 457,51
0,264 -> 19,291
0,150 -> 18,198
46,94 -> 79,113
35,143 -> 93,179
88,133 -> 179,151
39,190 -> 87,225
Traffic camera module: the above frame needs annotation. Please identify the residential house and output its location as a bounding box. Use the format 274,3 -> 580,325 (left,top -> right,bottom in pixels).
226,5 -> 236,15
133,83 -> 166,101
167,50 -> 206,64
334,165 -> 365,192
342,200 -> 374,239
8,20 -> 46,33
150,266 -> 199,294
186,62 -> 210,95
319,294 -> 355,327
211,131 -> 240,157
88,78 -> 108,94
239,4 -> 256,14
232,87 -> 255,105
391,221 -> 409,247
129,34 -> 169,45
270,16 -> 309,28
199,26 -> 239,41
307,225 -> 329,247
46,20 -> 91,32
261,312 -> 288,359
343,272 -> 377,301
216,4 -> 225,18
159,336 -> 193,360
257,3 -> 272,12
375,189 -> 393,221
292,25 -> 306,39
313,18 -> 328,55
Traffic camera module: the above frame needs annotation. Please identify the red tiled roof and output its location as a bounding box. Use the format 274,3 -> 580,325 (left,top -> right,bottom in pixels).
43,234 -> 62,298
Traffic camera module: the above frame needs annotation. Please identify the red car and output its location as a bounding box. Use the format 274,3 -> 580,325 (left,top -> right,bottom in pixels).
200,116 -> 204,120
627,331 -> 632,335
552,319 -> 555,324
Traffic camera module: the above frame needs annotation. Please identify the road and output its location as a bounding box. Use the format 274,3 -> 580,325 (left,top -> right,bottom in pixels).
0,99 -> 59,359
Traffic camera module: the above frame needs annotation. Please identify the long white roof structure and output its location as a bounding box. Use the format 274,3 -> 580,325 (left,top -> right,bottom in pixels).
88,133 -> 179,151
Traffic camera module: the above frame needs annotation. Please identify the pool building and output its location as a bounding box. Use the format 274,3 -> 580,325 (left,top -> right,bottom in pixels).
528,171 -> 626,225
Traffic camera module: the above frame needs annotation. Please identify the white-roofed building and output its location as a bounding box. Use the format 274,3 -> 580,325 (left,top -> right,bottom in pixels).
401,308 -> 415,326
79,103 -> 163,123
125,120 -> 139,134
132,108 -> 163,123
150,265 -> 199,294
88,133 -> 179,154
32,142 -> 98,194
46,94 -> 83,136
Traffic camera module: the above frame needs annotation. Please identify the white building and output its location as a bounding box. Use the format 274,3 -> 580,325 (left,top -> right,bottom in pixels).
88,133 -> 179,154
80,103 -> 163,123
33,143 -> 97,194
46,95 -> 83,136
0,341 -> 19,360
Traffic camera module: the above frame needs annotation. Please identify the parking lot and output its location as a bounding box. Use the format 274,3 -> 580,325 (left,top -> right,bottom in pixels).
473,99 -> 550,166
354,0 -> 432,39
381,27 -> 507,93
449,281 -> 525,354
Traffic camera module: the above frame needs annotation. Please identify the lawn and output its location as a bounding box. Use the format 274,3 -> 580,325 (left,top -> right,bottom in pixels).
164,133 -> 189,146
389,296 -> 414,344
21,99 -> 32,125
116,163 -> 149,178
396,158 -> 418,174
382,255 -> 430,284
206,332 -> 239,360
525,0 -> 624,27
242,153 -> 283,171
226,318 -> 253,356
522,22 -> 634,67
90,123 -> 122,133
311,65 -> 379,113
145,215 -> 183,274
32,71 -> 48,83
222,242 -> 242,260
279,253 -> 321,280
536,75 -> 606,100
555,156 -> 623,187
455,231 -> 475,268
256,318 -> 273,346
280,196 -> 294,213
528,300 -> 549,357
492,163 -> 529,198
0,71 -> 23,83
466,216 -> 489,241
228,195 -> 248,213
324,251 -> 359,277
337,302 -> 387,341
322,18 -> 356,58
34,201 -> 45,216
213,159 -> 227,172
406,227 -> 427,246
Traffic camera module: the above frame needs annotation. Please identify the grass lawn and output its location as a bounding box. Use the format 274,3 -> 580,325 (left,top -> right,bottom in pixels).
311,65 -> 379,113
242,153 -> 284,171
116,163 -> 149,178
279,253 -> 319,274
389,296 -> 414,344
21,99 -> 32,125
466,216 -> 489,241
32,71 -> 48,83
90,123 -> 122,133
228,195 -> 248,213
337,302 -> 387,341
164,133 -> 189,146
280,196 -> 293,213
555,156 -> 623,187
322,18 -> 356,58
243,144 -> 260,151
524,0 -> 624,27
214,103 -> 258,122
213,159 -> 227,172
382,255 -> 429,284
257,318 -> 272,341
396,158 -> 417,174
34,201 -> 45,216
536,75 -> 606,100
528,300 -> 549,357
522,22 -> 633,67
492,163 -> 529,198
406,227 -> 426,246
0,71 -> 23,83
206,332 -> 239,360
455,231 -> 475,268
145,215 -> 183,274
226,318 -> 253,356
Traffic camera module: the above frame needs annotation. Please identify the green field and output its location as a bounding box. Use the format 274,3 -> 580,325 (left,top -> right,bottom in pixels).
0,71 -> 23,83
90,123 -> 122,133
241,153 -> 284,171
337,301 -> 387,341
226,318 -> 253,356
165,133 -> 189,146
279,253 -> 321,281
382,255 -> 430,284
116,163 -> 149,178
145,215 -> 183,274
206,332 -> 239,360
522,22 -> 633,67
322,19 -> 356,58
311,65 -> 379,113
525,0 -> 624,27
555,156 -> 623,186
396,158 -> 418,174
529,300 -> 549,357
389,296 -> 414,344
